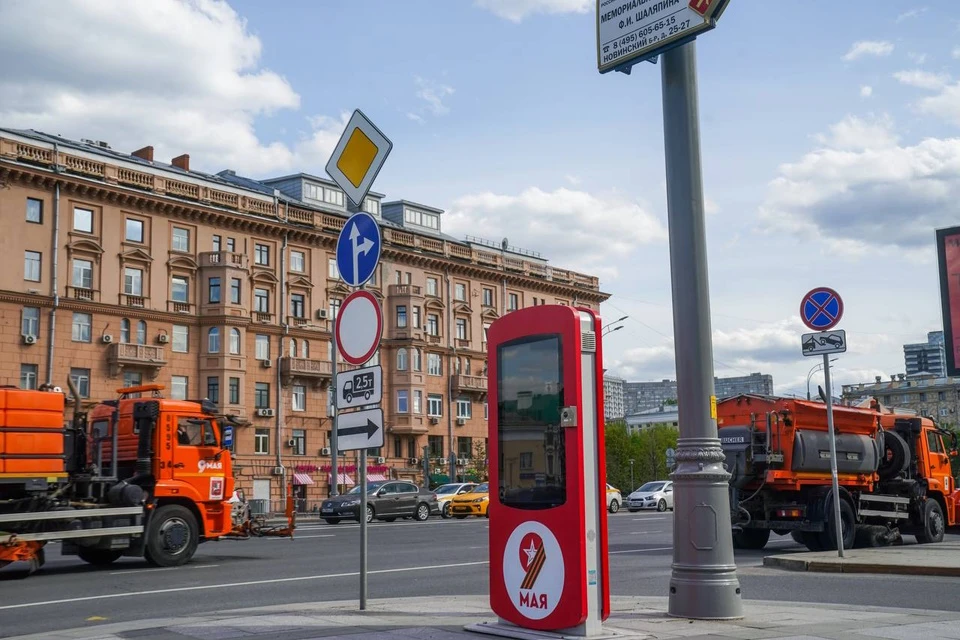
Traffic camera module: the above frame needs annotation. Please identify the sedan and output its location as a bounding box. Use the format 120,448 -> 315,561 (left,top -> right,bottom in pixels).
320,480 -> 439,524
435,482 -> 478,518
626,481 -> 674,512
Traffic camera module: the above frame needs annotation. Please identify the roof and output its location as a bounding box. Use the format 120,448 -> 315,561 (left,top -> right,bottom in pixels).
261,172 -> 385,199
382,199 -> 444,214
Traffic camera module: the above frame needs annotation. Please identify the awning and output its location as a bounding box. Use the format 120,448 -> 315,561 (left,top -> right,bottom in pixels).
430,473 -> 450,485
293,473 -> 314,485
367,473 -> 388,482
328,472 -> 355,487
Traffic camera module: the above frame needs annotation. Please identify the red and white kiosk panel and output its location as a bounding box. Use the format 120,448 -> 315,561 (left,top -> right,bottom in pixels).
487,305 -> 610,636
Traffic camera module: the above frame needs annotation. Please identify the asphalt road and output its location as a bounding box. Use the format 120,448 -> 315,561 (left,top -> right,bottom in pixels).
2,511 -> 959,637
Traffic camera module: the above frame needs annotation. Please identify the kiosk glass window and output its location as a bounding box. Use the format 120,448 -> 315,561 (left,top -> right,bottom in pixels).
497,335 -> 565,509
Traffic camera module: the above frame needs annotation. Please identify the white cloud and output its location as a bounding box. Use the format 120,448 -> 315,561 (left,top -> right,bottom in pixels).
446,187 -> 667,280
860,85 -> 874,98
915,81 -> 960,126
894,69 -> 950,90
0,0 -> 350,176
908,52 -> 927,64
406,112 -> 426,124
896,7 -> 927,22
843,40 -> 895,61
565,174 -> 582,186
813,113 -> 899,151
705,197 -> 721,215
474,0 -> 591,22
414,76 -> 455,117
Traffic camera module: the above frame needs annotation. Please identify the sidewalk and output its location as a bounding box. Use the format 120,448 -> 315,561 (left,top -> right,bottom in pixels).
14,595 -> 960,640
764,541 -> 960,576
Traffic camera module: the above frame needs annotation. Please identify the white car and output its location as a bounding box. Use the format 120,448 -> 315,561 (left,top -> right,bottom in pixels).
626,481 -> 674,512
605,483 -> 622,513
434,482 -> 478,518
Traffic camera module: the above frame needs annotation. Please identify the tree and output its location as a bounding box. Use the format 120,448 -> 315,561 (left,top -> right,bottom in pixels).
466,440 -> 489,482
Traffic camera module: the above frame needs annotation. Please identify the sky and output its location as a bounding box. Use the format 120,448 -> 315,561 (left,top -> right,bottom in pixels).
1,0 -> 958,398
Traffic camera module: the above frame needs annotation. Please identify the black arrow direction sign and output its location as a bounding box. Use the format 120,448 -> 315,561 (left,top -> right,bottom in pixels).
338,419 -> 379,439
335,408 -> 384,452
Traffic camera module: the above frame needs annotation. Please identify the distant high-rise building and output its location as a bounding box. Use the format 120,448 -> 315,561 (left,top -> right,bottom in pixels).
714,373 -> 774,399
904,331 -> 946,378
624,372 -> 774,415
603,375 -> 625,421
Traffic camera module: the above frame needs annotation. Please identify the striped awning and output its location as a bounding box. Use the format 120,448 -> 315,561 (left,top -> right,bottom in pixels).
293,472 -> 314,485
366,473 -> 388,482
329,472 -> 355,487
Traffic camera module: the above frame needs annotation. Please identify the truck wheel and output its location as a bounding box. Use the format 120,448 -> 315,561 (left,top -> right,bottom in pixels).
145,505 -> 198,567
790,530 -> 805,545
732,528 -> 770,550
819,498 -> 856,551
916,499 -> 945,544
78,548 -> 123,566
878,430 -> 909,480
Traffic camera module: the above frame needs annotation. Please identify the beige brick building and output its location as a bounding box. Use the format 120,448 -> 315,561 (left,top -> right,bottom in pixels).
0,129 -> 608,510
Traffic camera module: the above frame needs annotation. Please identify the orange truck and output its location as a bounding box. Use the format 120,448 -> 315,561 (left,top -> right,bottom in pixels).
0,382 -> 293,573
718,395 -> 960,551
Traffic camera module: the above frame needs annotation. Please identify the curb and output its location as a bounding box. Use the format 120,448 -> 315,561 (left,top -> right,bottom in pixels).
763,555 -> 960,577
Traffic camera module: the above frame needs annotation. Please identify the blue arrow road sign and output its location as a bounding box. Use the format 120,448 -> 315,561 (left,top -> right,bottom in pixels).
800,287 -> 843,331
336,212 -> 381,287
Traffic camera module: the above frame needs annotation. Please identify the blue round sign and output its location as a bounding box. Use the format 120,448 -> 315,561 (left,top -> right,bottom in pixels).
336,212 -> 382,287
800,287 -> 843,331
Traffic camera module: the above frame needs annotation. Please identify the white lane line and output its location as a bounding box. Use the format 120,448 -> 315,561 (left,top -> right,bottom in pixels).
609,546 -> 673,555
629,531 -> 663,535
291,534 -> 336,539
1,560 -> 490,611
631,517 -> 669,521
108,564 -> 220,576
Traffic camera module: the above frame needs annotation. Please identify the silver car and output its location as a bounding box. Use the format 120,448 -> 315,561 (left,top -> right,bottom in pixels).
626,481 -> 674,512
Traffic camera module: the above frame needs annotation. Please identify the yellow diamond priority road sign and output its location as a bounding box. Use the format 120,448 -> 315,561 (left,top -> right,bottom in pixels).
325,109 -> 393,208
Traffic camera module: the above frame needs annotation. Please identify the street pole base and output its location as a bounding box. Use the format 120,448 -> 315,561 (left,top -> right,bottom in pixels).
465,620 -> 624,640
668,572 -> 743,620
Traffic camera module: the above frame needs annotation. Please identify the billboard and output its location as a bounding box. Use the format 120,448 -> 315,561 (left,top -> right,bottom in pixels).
937,226 -> 960,376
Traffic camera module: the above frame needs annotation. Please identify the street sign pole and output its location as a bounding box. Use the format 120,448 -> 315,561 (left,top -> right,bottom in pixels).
331,319 -> 339,498
661,41 -> 742,620
822,354 -> 844,558
359,447 -> 368,609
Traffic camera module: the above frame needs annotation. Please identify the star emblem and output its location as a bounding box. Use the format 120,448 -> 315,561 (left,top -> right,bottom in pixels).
523,539 -> 538,568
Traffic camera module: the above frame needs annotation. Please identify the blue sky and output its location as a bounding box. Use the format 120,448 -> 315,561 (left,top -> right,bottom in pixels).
2,0 -> 959,397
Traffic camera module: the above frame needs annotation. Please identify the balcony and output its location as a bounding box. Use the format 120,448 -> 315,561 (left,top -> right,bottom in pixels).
67,286 -> 99,302
280,357 -> 333,389
388,327 -> 424,341
456,338 -> 471,349
120,294 -> 145,308
451,374 -> 487,397
388,284 -> 423,297
426,334 -> 442,345
199,251 -> 247,269
252,311 -> 274,324
388,415 -> 429,435
167,300 -> 194,314
107,343 -> 167,379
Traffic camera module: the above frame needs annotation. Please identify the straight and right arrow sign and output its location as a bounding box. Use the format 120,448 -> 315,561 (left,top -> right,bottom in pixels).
336,407 -> 384,452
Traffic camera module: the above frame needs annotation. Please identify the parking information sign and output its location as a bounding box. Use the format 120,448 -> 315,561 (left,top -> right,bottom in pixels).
802,330 -> 847,357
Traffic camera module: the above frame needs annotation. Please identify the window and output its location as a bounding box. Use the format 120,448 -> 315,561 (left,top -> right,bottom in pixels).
207,377 -> 220,404
520,452 -> 533,470
255,428 -> 270,455
397,389 -> 409,413
412,306 -> 421,329
208,328 -> 220,353
121,267 -> 142,297
457,398 -> 472,419
255,243 -> 269,265
324,188 -> 344,206
72,312 -> 92,342
428,394 -> 443,417
455,283 -> 466,301
290,250 -> 305,272
289,338 -> 297,357
484,403 -> 488,420
119,318 -> 131,343
414,390 -> 422,414
171,276 -> 189,303
255,382 -> 270,408
123,371 -> 143,389
171,227 -> 190,253
229,377 -> 240,405
224,280 -> 238,307
301,340 -> 309,358
171,376 -> 188,400
395,270 -> 401,285
394,436 -> 403,459
208,277 -> 221,303
458,437 -> 473,459
229,328 -> 241,355
939,391 -> 946,401
226,238 -> 235,252
24,251 -> 41,282
397,305 -> 407,328
292,385 -> 306,412
928,430 -> 946,454
26,198 -> 43,224
70,368 -> 90,398
21,307 -> 39,338
397,348 -> 408,371
482,288 -> 494,307
329,298 -> 341,319
427,314 -> 439,336
428,435 -> 444,457
255,334 -> 270,360
292,429 -> 306,456
363,198 -> 379,215
125,218 -> 144,243
426,277 -> 438,296
483,323 -> 491,345
405,272 -> 412,284
428,353 -> 442,376
136,320 -> 147,345
328,258 -> 339,279
69,258 -> 92,289
212,235 -> 221,252
291,293 -> 305,318
172,325 -> 188,353
254,288 -> 269,313
20,364 -> 38,390
456,318 -> 467,340
508,293 -> 518,311
73,207 -> 93,233
920,392 -> 927,402
407,438 -> 418,460
464,359 -> 471,375
413,348 -> 422,372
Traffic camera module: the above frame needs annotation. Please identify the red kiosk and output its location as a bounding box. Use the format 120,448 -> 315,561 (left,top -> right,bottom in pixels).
472,305 -> 610,638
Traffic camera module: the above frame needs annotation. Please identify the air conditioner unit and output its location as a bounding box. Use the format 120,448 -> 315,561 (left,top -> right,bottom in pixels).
22,334 -> 37,345
456,418 -> 466,426
321,447 -> 331,456
376,456 -> 385,464
101,334 -> 114,344
457,458 -> 468,466
272,466 -> 284,476
261,359 -> 272,368
157,334 -> 169,344
316,309 -> 329,320
408,457 -> 420,465
286,438 -> 295,447
256,408 -> 275,417
429,417 -> 439,425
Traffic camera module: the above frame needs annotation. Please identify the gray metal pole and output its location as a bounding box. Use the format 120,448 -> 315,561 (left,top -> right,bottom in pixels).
331,318 -> 339,497
661,42 -> 743,620
822,354 -> 844,557
359,448 -> 368,608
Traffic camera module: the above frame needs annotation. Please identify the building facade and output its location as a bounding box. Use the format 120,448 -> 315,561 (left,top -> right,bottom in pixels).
623,372 -> 773,414
0,129 -> 608,511
841,373 -> 960,428
714,373 -> 774,399
904,331 -> 946,378
603,374 -> 625,421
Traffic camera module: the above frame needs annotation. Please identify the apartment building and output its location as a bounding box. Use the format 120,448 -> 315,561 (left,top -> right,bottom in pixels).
904,331 -> 947,378
603,374 -> 625,421
0,129 -> 608,509
842,373 -> 960,428
624,372 -> 774,414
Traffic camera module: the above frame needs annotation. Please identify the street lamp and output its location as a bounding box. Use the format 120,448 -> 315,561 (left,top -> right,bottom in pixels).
807,358 -> 838,401
602,315 -> 628,337
602,325 -> 624,337
629,458 -> 635,492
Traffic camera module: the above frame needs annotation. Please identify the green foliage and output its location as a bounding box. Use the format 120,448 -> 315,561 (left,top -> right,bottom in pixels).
603,421 -> 678,494
465,440 -> 489,482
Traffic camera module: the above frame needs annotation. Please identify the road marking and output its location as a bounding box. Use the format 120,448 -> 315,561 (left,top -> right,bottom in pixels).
0,561 -> 490,611
632,517 -> 668,521
108,564 -> 220,576
609,546 -> 673,555
291,534 -> 336,539
629,531 -> 662,535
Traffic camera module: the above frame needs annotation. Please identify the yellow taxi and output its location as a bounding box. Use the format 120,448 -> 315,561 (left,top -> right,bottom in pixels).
606,483 -> 622,513
449,482 -> 490,518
